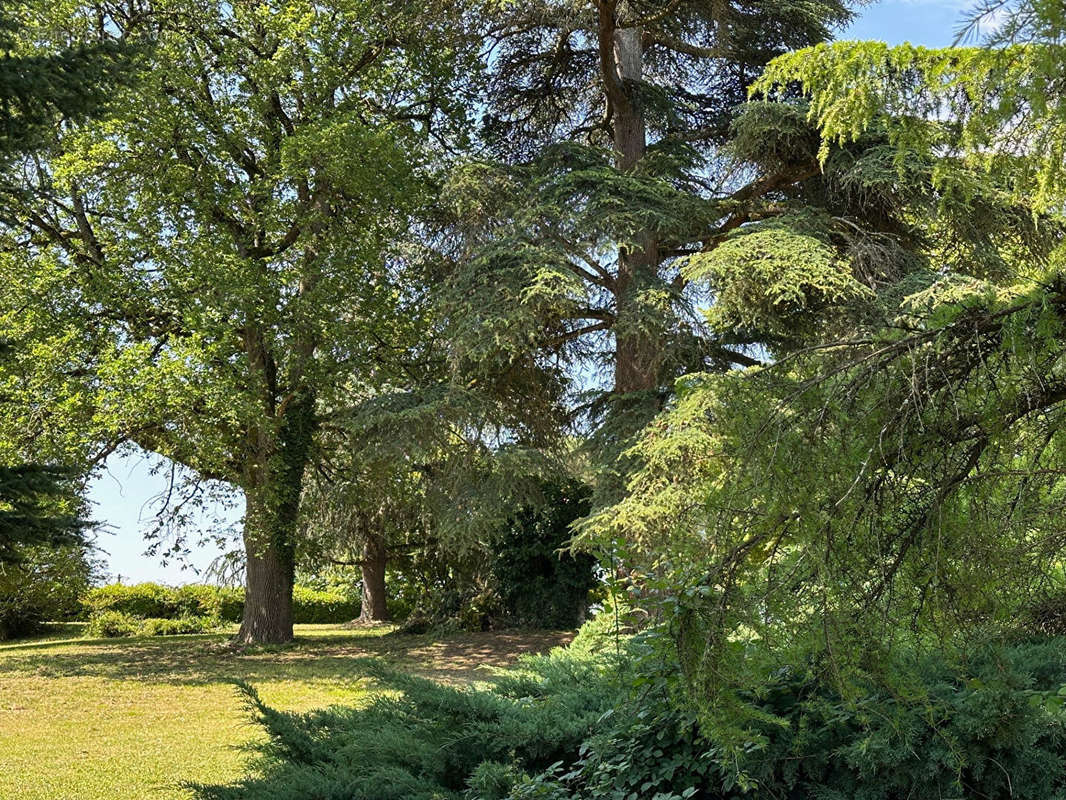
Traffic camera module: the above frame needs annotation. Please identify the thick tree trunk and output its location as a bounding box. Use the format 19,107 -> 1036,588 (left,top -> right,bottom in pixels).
607,4 -> 662,396
239,500 -> 295,644
359,528 -> 389,623
236,391 -> 316,644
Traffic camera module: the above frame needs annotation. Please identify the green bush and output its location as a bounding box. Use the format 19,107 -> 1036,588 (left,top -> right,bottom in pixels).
194,625 -> 1066,800
217,587 -> 244,622
87,610 -> 220,638
81,583 -> 171,619
86,610 -> 142,638
0,544 -> 98,639
291,585 -> 359,623
139,615 -> 220,636
82,582 -> 358,625
491,479 -> 599,630
516,636 -> 1066,800
193,643 -> 621,800
168,584 -> 224,618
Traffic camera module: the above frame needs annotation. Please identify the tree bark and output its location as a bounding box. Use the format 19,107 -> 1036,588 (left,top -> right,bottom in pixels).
236,390 -> 316,644
239,499 -> 296,644
604,2 -> 662,395
358,527 -> 389,622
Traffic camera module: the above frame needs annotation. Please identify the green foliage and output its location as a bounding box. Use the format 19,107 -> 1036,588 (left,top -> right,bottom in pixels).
82,582 -> 172,619
573,0 -> 1066,716
0,0 -> 480,642
82,583 -> 357,625
0,464 -> 87,564
193,643 -> 621,800
290,586 -> 359,624
0,1 -> 135,157
753,26 -> 1066,212
85,610 -> 141,637
0,543 -> 97,639
491,479 -> 598,629
138,616 -> 221,637
686,210 -> 870,337
86,610 -> 221,638
193,617 -> 1066,800
509,636 -> 1066,800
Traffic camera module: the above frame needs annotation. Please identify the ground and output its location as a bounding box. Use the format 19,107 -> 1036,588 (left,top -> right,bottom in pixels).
0,623 -> 572,800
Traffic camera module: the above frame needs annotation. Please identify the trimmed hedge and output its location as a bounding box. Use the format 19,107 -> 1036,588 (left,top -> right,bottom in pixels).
82,582 -> 359,624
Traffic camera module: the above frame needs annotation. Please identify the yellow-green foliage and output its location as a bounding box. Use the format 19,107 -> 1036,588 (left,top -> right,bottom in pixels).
82,583 -> 359,624
755,40 -> 1066,211
686,212 -> 870,336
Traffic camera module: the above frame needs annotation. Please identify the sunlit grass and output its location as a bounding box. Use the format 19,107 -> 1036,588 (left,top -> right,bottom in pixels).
0,623 -> 570,800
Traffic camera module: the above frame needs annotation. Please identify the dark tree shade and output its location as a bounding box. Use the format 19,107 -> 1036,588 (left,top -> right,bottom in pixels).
0,10 -> 133,156
0,464 -> 86,564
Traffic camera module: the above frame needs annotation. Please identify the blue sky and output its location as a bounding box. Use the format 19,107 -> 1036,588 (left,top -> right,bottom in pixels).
844,0 -> 968,46
84,0 -> 973,586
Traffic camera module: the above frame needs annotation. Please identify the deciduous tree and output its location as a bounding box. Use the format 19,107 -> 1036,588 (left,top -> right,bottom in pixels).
0,0 -> 475,643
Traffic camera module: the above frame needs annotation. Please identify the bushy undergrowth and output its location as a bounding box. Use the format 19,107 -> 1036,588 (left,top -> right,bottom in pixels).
82,582 -> 359,624
518,636 -> 1066,800
86,610 -> 221,638
0,544 -> 98,639
196,614 -> 1066,800
193,642 -> 623,800
491,480 -> 599,629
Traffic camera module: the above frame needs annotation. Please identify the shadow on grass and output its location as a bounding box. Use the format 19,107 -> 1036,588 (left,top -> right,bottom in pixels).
0,627 -> 573,687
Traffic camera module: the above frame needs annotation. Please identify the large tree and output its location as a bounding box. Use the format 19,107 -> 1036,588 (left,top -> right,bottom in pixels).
582,0 -> 1066,747
0,0 -> 474,643
441,0 -> 857,461
0,2 -> 131,565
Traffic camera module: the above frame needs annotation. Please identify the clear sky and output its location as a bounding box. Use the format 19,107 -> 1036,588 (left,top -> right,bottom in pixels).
84,0 -> 973,586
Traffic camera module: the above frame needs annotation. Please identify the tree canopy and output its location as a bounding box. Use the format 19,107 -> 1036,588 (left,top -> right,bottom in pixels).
0,0 -> 479,642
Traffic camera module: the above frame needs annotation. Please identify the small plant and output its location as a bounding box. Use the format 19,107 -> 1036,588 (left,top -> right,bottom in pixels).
139,616 -> 221,636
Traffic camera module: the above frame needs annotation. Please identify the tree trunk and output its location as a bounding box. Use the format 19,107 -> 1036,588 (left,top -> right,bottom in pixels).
236,391 -> 316,644
239,501 -> 295,644
359,528 -> 389,622
607,4 -> 662,396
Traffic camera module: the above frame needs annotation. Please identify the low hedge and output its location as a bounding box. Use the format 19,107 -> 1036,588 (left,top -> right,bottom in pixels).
86,610 -> 221,638
82,582 -> 359,624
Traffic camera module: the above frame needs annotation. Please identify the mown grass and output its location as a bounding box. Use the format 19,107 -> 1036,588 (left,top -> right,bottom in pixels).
0,623 -> 570,800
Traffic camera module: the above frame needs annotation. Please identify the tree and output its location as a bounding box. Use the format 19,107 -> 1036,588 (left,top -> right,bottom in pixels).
0,1 -> 131,155
441,0 -> 858,465
0,464 -> 85,563
0,541 -> 100,639
580,0 -> 1066,732
0,4 -> 130,569
301,454 -> 427,623
0,0 -> 475,643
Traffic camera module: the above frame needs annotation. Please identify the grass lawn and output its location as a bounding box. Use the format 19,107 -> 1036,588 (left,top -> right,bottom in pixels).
0,623 -> 570,800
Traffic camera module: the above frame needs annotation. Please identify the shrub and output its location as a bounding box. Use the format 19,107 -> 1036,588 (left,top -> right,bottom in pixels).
81,582 -> 357,625
86,610 -> 142,638
491,479 -> 599,629
217,586 -> 244,622
0,544 -> 99,639
291,585 -> 359,623
81,582 -> 171,619
87,611 -> 221,638
139,615 -> 220,636
192,644 -> 621,800
168,584 -> 225,619
194,624 -> 1066,800
518,636 -> 1066,800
